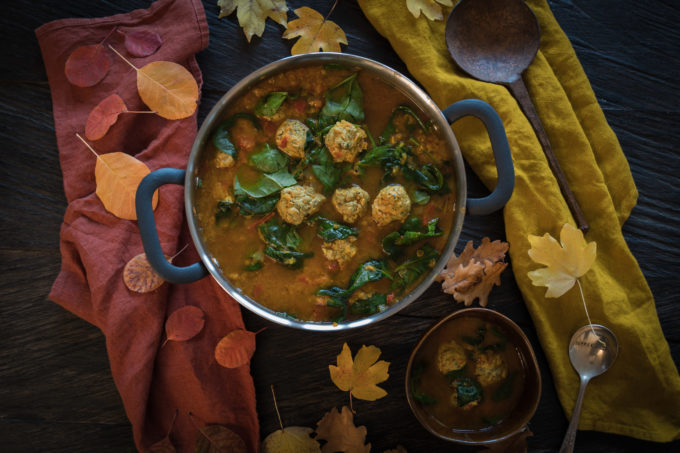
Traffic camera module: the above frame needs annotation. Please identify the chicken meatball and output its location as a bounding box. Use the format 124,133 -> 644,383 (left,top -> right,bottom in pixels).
275,119 -> 310,159
321,236 -> 357,268
437,340 -> 467,375
473,350 -> 508,387
372,184 -> 411,226
276,185 -> 325,225
332,186 -> 370,223
324,120 -> 368,163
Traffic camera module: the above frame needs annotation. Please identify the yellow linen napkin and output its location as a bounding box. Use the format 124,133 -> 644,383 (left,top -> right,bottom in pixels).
358,0 -> 680,442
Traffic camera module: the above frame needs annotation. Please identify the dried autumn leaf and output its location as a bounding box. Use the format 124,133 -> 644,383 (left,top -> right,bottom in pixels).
405,0 -> 453,21
283,7 -> 348,55
329,343 -> 389,402
94,151 -> 158,220
315,406 -> 370,453
164,306 -> 205,345
437,237 -> 509,307
195,425 -> 247,453
262,426 -> 321,453
65,43 -> 111,87
218,0 -> 288,42
124,253 -> 167,293
528,223 -> 596,298
85,94 -> 127,140
215,329 -> 256,368
124,30 -> 163,57
148,437 -> 176,453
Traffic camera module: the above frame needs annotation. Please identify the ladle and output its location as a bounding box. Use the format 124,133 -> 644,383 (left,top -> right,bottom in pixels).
445,0 -> 588,232
559,324 -> 619,453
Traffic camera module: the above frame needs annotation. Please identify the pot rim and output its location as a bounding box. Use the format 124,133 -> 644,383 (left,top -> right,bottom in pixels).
185,52 -> 467,331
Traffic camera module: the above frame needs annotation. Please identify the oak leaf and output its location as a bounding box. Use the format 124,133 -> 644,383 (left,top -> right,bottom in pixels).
528,223 -> 596,298
65,43 -> 111,87
215,329 -> 257,368
124,253 -> 167,293
405,0 -> 453,21
315,406 -> 370,453
329,343 -> 389,402
218,0 -> 288,42
262,426 -> 321,453
283,7 -> 348,55
437,237 -> 509,307
85,94 -> 127,140
123,30 -> 163,57
195,424 -> 247,453
164,306 -> 205,346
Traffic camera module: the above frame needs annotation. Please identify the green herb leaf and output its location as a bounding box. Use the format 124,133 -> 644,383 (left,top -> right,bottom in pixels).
482,414 -> 505,426
308,147 -> 344,193
455,377 -> 483,407
350,293 -> 387,315
244,250 -> 264,271
318,286 -> 349,322
248,144 -> 288,173
215,199 -> 235,221
258,219 -> 311,268
234,170 -> 297,199
264,247 -> 312,269
492,372 -> 517,402
235,193 -> 279,216
462,324 -> 488,346
254,91 -> 288,117
348,259 -> 391,293
403,162 -> 444,192
320,73 -> 364,123
445,364 -> 467,382
411,361 -> 437,405
211,113 -> 262,160
315,216 -> 358,242
379,105 -> 428,145
392,244 -> 440,292
382,217 -> 443,256
411,189 -> 431,205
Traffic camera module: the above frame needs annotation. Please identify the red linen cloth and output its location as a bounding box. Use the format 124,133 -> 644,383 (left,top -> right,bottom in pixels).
36,0 -> 259,451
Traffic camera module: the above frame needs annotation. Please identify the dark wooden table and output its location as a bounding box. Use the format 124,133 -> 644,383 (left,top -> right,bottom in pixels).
1,1 -> 678,452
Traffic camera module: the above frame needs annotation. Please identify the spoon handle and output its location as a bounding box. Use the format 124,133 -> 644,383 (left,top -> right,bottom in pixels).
507,78 -> 589,233
558,377 -> 590,453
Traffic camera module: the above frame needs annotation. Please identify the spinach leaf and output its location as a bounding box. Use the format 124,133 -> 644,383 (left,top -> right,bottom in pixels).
492,372 -> 517,402
454,377 -> 483,407
234,170 -> 297,198
315,216 -> 358,242
258,219 -> 311,268
462,324 -> 488,346
348,259 -> 391,293
215,199 -> 236,221
254,91 -> 288,117
308,147 -> 344,193
235,193 -> 279,216
244,250 -> 264,271
410,361 -> 437,405
350,293 -> 387,315
264,247 -> 312,269
317,286 -> 349,322
402,163 -> 444,192
379,105 -> 429,144
211,113 -> 262,159
445,365 -> 468,382
323,63 -> 349,71
320,73 -> 364,123
382,217 -> 443,256
411,189 -> 431,205
391,244 -> 440,292
482,414 -> 505,426
248,144 -> 288,173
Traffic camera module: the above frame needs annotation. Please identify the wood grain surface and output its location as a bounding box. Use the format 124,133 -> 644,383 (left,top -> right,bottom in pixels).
1,1 -> 678,452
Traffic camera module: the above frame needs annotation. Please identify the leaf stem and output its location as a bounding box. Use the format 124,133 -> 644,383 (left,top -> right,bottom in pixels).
271,384 -> 284,431
170,244 -> 190,262
75,133 -> 113,172
99,27 -> 118,46
108,44 -> 139,71
121,110 -> 157,114
575,279 -> 597,338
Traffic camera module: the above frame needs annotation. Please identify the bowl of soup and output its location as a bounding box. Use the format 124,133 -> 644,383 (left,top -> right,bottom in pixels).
136,53 -> 514,330
405,308 -> 541,444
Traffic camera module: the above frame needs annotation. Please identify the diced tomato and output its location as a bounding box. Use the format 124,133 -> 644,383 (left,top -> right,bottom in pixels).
386,293 -> 396,304
279,137 -> 288,148
252,284 -> 263,299
235,134 -> 255,153
292,98 -> 307,113
328,261 -> 340,272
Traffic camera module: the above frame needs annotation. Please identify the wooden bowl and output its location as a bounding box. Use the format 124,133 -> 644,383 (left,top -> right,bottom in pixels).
405,307 -> 541,445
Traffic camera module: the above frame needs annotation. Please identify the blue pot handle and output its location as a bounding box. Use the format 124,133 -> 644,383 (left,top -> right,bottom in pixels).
443,99 -> 514,215
136,168 -> 208,284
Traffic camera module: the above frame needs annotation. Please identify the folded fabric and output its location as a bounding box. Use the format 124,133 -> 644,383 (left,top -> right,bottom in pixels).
358,0 -> 680,442
36,0 -> 259,451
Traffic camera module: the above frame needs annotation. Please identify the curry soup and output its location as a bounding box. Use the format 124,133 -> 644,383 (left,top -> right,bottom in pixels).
410,315 -> 526,431
195,65 -> 455,322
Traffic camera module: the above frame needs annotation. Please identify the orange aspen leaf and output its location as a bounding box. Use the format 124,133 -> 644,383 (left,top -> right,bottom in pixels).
76,133 -> 158,220
163,306 -> 206,347
109,45 -> 198,120
122,30 -> 163,57
405,0 -> 453,21
214,328 -> 265,368
283,6 -> 347,55
218,0 -> 289,42
315,406 -> 370,453
329,343 -> 389,407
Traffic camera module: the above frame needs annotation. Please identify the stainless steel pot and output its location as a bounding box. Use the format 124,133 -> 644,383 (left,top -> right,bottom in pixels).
136,53 -> 514,331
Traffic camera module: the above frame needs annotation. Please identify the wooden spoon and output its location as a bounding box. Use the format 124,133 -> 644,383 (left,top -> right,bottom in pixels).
445,0 -> 588,232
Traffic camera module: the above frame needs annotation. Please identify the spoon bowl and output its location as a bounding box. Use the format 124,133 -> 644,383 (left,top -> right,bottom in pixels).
559,324 -> 619,453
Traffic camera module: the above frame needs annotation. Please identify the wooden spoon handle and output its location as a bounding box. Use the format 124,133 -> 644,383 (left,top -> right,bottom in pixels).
507,78 -> 589,233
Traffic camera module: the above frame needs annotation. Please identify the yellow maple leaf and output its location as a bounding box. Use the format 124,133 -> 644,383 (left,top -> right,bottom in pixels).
261,426 -> 321,453
329,343 -> 389,402
315,406 -> 370,453
282,7 -> 348,55
218,0 -> 288,42
527,223 -> 597,298
405,0 -> 453,21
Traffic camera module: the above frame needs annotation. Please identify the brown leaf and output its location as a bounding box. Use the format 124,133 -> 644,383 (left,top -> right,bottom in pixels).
480,427 -> 533,453
437,237 -> 509,307
195,424 -> 248,453
282,7 -> 348,55
215,329 -> 256,368
123,253 -> 167,293
123,30 -> 163,57
315,406 -> 370,453
85,94 -> 127,141
164,306 -> 205,345
64,43 -> 110,87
